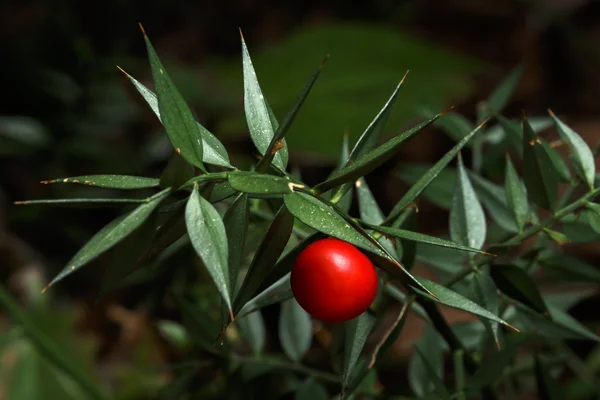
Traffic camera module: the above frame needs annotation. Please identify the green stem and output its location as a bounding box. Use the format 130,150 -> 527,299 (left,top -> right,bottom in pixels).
444,186 -> 600,287
0,285 -> 110,400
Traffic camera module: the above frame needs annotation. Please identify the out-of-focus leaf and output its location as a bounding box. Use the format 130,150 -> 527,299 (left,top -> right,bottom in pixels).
540,139 -> 571,183
44,189 -> 169,289
214,24 -> 483,159
409,326 -> 444,397
491,264 -> 549,315
412,277 -> 515,329
223,194 -> 250,293
0,116 -> 50,147
121,71 -> 232,168
241,32 -> 287,171
504,156 -> 530,231
388,119 -> 486,221
397,165 -> 455,208
233,206 -> 294,315
470,271 -> 500,348
469,173 -> 520,233
422,107 -> 475,145
40,175 -> 160,189
450,154 -> 487,250
156,320 -> 190,351
186,185 -> 232,314
14,198 -> 152,207
314,112 -> 444,194
256,57 -> 327,172
295,378 -> 328,400
160,152 -> 194,189
515,304 -> 600,342
279,298 -> 312,361
238,311 -> 266,356
479,65 -> 523,121
172,294 -> 222,352
356,178 -> 396,255
522,118 -> 558,210
161,367 -> 198,400
343,312 -> 375,392
549,110 -> 596,189
543,228 -> 570,245
228,171 -> 296,197
364,223 -> 489,255
142,30 -> 205,170
416,243 -> 466,276
415,348 -> 451,399
238,274 -> 293,316
535,356 -> 565,400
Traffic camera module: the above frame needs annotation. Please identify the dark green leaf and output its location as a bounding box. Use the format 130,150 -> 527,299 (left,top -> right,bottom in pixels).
515,304 -> 600,342
172,293 -> 222,352
256,57 -> 327,172
409,326 -> 444,397
137,205 -> 186,266
186,185 -> 232,313
142,31 -> 205,170
535,356 -> 565,400
238,311 -> 266,356
233,206 -> 294,315
14,198 -> 151,207
470,271 -> 500,348
241,33 -> 287,171
491,264 -> 548,314
156,320 -> 190,351
396,165 -> 455,209
540,139 -> 571,182
210,181 -> 238,203
450,154 -> 486,250
228,171 -> 297,197
314,112 -> 444,194
425,107 -> 475,146
364,223 -> 489,256
523,118 -> 558,210
160,152 -> 195,189
543,228 -> 570,245
496,114 -> 523,157
279,298 -> 312,361
343,312 -> 376,390
223,194 -> 250,294
415,348 -> 451,399
480,65 -> 523,121
504,156 -> 530,231
356,178 -> 396,255
295,378 -> 328,400
45,189 -> 170,289
549,110 -> 595,189
99,216 -> 156,296
469,172 -> 520,233
388,119 -> 487,221
453,350 -> 466,400
411,277 -> 515,329
120,71 -> 232,168
161,367 -> 198,400
238,274 -> 293,316
40,175 -> 160,189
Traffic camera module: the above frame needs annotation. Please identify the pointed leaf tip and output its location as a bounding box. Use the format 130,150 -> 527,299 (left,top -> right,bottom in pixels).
138,22 -> 146,36
400,69 -> 410,84
440,105 -> 455,116
320,54 -> 330,68
116,65 -> 130,77
239,27 -> 244,41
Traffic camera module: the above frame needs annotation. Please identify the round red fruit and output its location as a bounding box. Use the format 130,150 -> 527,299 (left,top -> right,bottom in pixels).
290,238 -> 379,323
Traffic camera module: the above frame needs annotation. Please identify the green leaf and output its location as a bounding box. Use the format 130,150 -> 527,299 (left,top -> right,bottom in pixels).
469,172 -> 520,233
136,204 -> 187,266
543,228 -> 570,245
279,298 -> 312,361
335,133 -> 353,212
241,32 -> 287,171
411,277 -> 515,329
522,117 -> 558,210
223,194 -> 250,294
314,111 -> 444,194
396,165 -> 455,209
388,119 -> 487,221
479,65 -> 523,121
425,107 -> 475,146
210,181 -> 238,203
228,171 -> 297,197
142,30 -> 205,171
295,378 -> 329,400
14,198 -> 152,207
450,154 -> 486,250
160,152 -> 195,189
470,271 -> 500,348
233,206 -> 295,315
515,304 -> 600,342
540,138 -> 571,182
185,185 -> 232,314
490,264 -> 548,315
172,293 -> 222,352
364,223 -> 489,256
585,208 -> 600,234
409,326 -> 444,397
453,350 -> 466,400
238,311 -> 266,356
415,348 -> 451,399
549,110 -> 596,189
343,312 -> 376,390
40,175 -> 160,189
119,70 -> 232,168
256,57 -> 327,172
99,216 -> 156,296
156,320 -> 190,351
0,285 -> 109,400
238,274 -> 293,317
534,356 -> 565,400
44,189 -> 170,290
356,178 -> 396,255
504,156 -> 530,231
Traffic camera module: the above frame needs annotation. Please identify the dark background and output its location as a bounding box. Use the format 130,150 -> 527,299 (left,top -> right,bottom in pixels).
1,0 -> 599,397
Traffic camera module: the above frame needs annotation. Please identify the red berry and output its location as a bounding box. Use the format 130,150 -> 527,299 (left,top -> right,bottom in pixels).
290,238 -> 379,323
